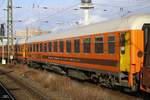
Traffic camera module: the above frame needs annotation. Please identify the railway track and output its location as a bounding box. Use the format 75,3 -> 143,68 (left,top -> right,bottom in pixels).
0,67 -> 51,100
0,82 -> 15,100
0,65 -> 143,100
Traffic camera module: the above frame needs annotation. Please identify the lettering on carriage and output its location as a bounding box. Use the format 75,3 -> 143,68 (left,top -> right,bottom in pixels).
47,56 -> 118,67
28,54 -> 118,66
48,56 -> 80,62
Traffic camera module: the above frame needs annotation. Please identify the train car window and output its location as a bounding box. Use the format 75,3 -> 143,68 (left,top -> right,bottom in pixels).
48,42 -> 52,52
16,45 -> 18,52
31,44 -> 33,52
30,44 -> 32,52
59,41 -> 64,53
83,38 -> 91,53
19,45 -> 21,52
40,43 -> 42,52
34,44 -> 36,52
66,40 -> 71,53
22,45 -> 23,52
44,43 -> 47,52
54,41 -> 58,52
15,45 -> 17,52
29,45 -> 31,52
35,44 -> 37,52
95,37 -> 104,54
33,44 -> 36,52
28,45 -> 29,52
21,45 -> 22,52
18,45 -> 19,52
28,45 -> 30,52
108,36 -> 115,54
32,44 -> 33,52
29,45 -> 30,52
17,45 -> 19,52
74,39 -> 80,53
120,32 -> 126,54
36,44 -> 39,52
32,44 -> 34,52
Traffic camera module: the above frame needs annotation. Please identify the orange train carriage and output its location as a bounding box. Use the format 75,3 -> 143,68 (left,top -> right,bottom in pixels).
0,14 -> 150,93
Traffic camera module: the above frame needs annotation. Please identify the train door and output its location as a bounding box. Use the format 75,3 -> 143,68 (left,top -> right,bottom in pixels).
141,24 -> 150,91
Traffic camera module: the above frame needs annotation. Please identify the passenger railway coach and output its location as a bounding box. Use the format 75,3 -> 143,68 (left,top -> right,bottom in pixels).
1,14 -> 150,93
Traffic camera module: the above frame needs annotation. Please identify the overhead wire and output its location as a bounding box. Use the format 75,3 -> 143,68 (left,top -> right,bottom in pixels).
27,3 -> 80,26
12,0 -> 150,31
94,1 -> 150,18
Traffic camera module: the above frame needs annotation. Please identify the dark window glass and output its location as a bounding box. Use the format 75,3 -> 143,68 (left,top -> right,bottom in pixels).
30,44 -> 32,52
95,37 -> 104,54
108,36 -> 115,54
33,44 -> 36,52
54,41 -> 58,52
14,45 -> 17,52
120,33 -> 125,47
20,45 -> 21,52
32,44 -> 34,52
16,45 -> 18,52
22,45 -> 23,52
120,32 -> 126,54
48,42 -> 52,52
28,45 -> 29,52
59,41 -> 64,53
34,44 -> 36,52
83,38 -> 91,53
66,40 -> 71,53
40,43 -> 42,52
44,43 -> 47,52
17,46 -> 19,52
74,39 -> 80,53
17,45 -> 19,52
36,44 -> 39,52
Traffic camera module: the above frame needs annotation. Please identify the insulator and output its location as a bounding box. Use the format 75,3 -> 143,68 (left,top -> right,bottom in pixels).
81,0 -> 92,4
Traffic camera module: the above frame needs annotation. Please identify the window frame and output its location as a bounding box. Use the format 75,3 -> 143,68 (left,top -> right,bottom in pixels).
66,40 -> 72,53
30,44 -> 32,52
48,41 -> 52,52
74,38 -> 80,53
108,35 -> 116,54
36,43 -> 39,52
95,36 -> 104,54
53,41 -> 58,52
40,43 -> 42,52
83,37 -> 91,53
33,43 -> 36,52
44,42 -> 47,52
59,40 -> 64,53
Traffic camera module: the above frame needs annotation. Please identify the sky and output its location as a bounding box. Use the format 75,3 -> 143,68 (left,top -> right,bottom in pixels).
0,0 -> 150,32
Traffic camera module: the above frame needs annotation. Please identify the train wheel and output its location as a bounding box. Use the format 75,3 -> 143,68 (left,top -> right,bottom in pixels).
91,74 -> 99,83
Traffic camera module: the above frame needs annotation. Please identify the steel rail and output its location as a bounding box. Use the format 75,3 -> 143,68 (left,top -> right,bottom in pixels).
0,67 -> 51,100
0,82 -> 16,100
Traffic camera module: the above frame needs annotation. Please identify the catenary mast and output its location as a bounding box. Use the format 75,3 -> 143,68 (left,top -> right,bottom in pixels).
7,0 -> 14,63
